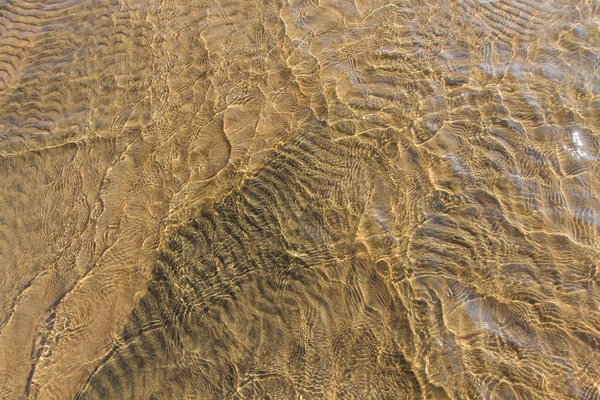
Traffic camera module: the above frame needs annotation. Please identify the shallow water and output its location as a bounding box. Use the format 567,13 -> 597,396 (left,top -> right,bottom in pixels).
0,0 -> 599,398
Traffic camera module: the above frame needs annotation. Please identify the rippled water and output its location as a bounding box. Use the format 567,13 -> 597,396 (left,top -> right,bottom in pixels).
1,0 -> 599,398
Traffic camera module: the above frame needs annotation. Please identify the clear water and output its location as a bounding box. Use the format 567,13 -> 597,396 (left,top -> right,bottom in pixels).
1,0 -> 599,398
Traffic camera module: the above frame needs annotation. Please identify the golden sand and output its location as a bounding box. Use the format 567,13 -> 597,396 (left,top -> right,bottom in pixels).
1,0 -> 599,398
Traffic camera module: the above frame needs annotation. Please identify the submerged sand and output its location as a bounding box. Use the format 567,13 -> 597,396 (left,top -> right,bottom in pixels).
1,0 -> 600,398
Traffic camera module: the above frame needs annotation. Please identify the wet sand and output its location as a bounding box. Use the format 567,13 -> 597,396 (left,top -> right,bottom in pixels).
1,0 -> 600,398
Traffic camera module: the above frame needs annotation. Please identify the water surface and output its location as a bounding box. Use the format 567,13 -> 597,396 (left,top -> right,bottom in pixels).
0,0 -> 599,398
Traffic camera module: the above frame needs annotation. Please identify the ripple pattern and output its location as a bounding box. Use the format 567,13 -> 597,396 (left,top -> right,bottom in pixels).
0,0 -> 599,398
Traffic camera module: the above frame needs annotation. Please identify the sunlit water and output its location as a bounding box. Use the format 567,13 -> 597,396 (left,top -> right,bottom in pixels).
0,0 -> 599,398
